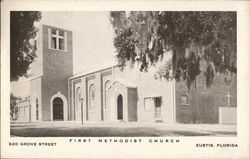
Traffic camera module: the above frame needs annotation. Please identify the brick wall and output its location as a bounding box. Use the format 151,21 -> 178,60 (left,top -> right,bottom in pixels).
30,24 -> 73,121
176,60 -> 237,124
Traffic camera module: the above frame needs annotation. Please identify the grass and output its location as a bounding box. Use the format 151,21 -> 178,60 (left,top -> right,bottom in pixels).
11,126 -> 214,137
10,122 -> 237,137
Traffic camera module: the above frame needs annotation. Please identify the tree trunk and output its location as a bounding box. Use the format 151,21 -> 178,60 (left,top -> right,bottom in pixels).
194,76 -> 198,123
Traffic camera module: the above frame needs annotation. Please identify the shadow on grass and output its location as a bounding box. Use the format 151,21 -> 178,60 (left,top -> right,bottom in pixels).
11,124 -> 38,128
210,131 -> 237,136
10,127 -> 213,137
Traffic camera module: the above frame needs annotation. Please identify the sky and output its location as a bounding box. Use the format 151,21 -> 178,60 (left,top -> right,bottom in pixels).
10,11 -> 117,98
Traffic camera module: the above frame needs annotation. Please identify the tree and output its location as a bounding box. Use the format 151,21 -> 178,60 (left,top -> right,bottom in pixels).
110,11 -> 236,89
10,11 -> 41,81
110,11 -> 236,123
10,92 -> 21,119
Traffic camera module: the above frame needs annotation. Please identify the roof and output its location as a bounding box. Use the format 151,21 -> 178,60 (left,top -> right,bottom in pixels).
144,94 -> 163,98
17,99 -> 30,103
108,78 -> 137,89
70,62 -> 119,80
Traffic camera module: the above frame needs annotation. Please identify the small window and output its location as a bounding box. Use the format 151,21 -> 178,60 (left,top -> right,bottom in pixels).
49,28 -> 67,51
144,97 -> 154,110
144,96 -> 162,111
155,97 -> 162,107
181,95 -> 189,105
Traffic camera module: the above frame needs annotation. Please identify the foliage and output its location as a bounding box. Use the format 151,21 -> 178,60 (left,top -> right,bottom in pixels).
110,11 -> 236,89
10,11 -> 41,81
10,92 -> 21,118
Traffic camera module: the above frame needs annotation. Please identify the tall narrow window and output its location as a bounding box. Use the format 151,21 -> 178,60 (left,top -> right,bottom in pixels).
34,39 -> 37,50
104,80 -> 111,109
51,29 -> 57,49
89,84 -> 95,110
75,87 -> 81,116
36,98 -> 39,120
20,107 -> 23,116
154,97 -> 162,119
76,87 -> 81,103
59,31 -> 64,50
144,96 -> 162,111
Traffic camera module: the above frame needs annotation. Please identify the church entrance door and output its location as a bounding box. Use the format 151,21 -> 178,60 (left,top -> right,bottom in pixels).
117,94 -> 123,120
53,97 -> 64,120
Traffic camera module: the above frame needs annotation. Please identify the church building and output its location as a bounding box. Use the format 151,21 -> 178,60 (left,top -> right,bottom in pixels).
17,24 -> 175,123
15,24 -> 237,124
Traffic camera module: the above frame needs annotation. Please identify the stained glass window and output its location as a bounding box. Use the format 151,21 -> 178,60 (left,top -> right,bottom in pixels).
89,84 -> 95,110
104,80 -> 111,109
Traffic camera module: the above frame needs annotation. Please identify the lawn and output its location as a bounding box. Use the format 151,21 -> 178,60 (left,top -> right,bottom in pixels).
10,122 -> 236,137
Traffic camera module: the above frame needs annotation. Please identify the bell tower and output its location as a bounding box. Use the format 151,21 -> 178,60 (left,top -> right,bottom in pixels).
29,24 -> 73,121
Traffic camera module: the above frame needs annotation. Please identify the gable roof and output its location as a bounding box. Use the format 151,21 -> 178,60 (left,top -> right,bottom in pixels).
108,78 -> 137,89
70,62 -> 119,80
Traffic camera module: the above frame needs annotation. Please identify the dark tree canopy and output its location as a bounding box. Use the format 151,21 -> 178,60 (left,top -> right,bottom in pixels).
110,11 -> 236,89
10,11 -> 41,81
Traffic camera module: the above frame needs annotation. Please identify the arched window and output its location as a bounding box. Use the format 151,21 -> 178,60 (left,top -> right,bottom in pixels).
75,87 -> 81,119
103,80 -> 111,109
75,87 -> 81,105
89,84 -> 95,110
36,98 -> 39,120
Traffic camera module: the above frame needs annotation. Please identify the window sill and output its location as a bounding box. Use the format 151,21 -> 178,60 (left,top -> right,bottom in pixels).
180,103 -> 190,106
48,48 -> 67,52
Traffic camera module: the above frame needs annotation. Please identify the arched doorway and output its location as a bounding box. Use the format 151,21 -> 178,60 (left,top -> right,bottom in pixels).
53,97 -> 64,120
117,94 -> 123,120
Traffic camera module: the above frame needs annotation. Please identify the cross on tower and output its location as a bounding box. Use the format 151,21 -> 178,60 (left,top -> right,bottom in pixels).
226,91 -> 231,107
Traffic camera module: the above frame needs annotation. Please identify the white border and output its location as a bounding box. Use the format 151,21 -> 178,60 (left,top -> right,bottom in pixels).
1,0 -> 250,158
